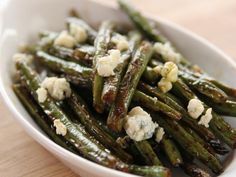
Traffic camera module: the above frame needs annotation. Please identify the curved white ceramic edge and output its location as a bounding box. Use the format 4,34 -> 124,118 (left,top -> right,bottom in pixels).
0,0 -> 235,177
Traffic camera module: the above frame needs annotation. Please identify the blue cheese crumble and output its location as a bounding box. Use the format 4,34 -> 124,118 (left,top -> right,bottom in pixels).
124,106 -> 158,141
198,108 -> 213,128
41,77 -> 71,101
97,49 -> 122,77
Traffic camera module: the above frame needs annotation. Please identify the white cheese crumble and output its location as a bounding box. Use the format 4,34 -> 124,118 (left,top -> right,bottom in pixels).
155,127 -> 165,143
54,31 -> 76,48
124,106 -> 158,141
161,62 -> 179,82
69,23 -> 88,43
153,65 -> 163,74
198,108 -> 213,128
111,34 -> 129,51
158,78 -> 173,93
154,42 -> 181,63
97,49 -> 122,77
156,62 -> 178,93
36,87 -> 48,103
41,77 -> 71,100
13,53 -> 33,64
53,119 -> 67,136
187,98 -> 204,119
153,97 -> 158,104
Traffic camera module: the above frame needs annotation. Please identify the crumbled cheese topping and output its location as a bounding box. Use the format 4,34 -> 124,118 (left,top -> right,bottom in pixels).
54,31 -> 76,48
153,65 -> 163,74
69,23 -> 88,43
156,62 -> 178,93
111,34 -> 129,51
41,77 -> 71,100
198,108 -> 213,128
187,98 -> 204,119
124,106 -> 158,141
158,78 -> 173,93
153,97 -> 158,104
53,119 -> 67,136
154,42 -> 181,63
161,62 -> 178,82
155,127 -> 165,143
97,49 -> 122,77
36,87 -> 48,103
13,53 -> 33,64
128,106 -> 150,117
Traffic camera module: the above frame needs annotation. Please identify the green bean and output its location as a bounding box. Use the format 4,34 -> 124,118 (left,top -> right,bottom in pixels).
161,137 -> 183,167
13,84 -> 78,153
179,147 -> 212,177
138,82 -> 188,111
180,57 -> 236,100
154,115 -> 223,174
183,125 -> 217,156
118,0 -> 166,43
73,45 -> 94,66
101,31 -> 141,106
36,51 -> 93,83
93,21 -> 115,113
179,71 -> 228,103
93,117 -> 121,140
114,135 -> 164,167
119,0 -> 191,66
66,90 -> 133,163
49,45 -> 93,67
211,112 -> 236,148
60,73 -> 92,88
107,41 -> 153,132
133,90 -> 182,120
210,123 -> 235,149
76,44 -> 95,55
134,140 -> 162,166
49,46 -> 77,62
210,79 -> 236,99
200,96 -> 236,117
66,17 -> 97,44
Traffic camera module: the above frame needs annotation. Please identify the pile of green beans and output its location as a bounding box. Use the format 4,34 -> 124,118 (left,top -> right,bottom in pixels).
12,0 -> 236,176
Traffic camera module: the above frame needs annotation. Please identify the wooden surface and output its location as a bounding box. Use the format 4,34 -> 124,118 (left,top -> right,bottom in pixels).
1,0 -> 236,176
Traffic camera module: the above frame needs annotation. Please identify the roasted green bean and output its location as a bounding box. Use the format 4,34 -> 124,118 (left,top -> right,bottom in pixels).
101,31 -> 141,106
93,21 -> 115,113
107,41 -> 153,132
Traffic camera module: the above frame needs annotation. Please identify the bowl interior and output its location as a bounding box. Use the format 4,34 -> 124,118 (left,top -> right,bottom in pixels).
0,0 -> 236,176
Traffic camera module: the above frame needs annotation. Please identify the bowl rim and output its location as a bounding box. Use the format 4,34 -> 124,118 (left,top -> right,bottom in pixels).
0,0 -> 236,176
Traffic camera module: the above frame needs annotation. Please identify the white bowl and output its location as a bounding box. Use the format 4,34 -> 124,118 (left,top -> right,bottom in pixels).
0,0 -> 236,176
